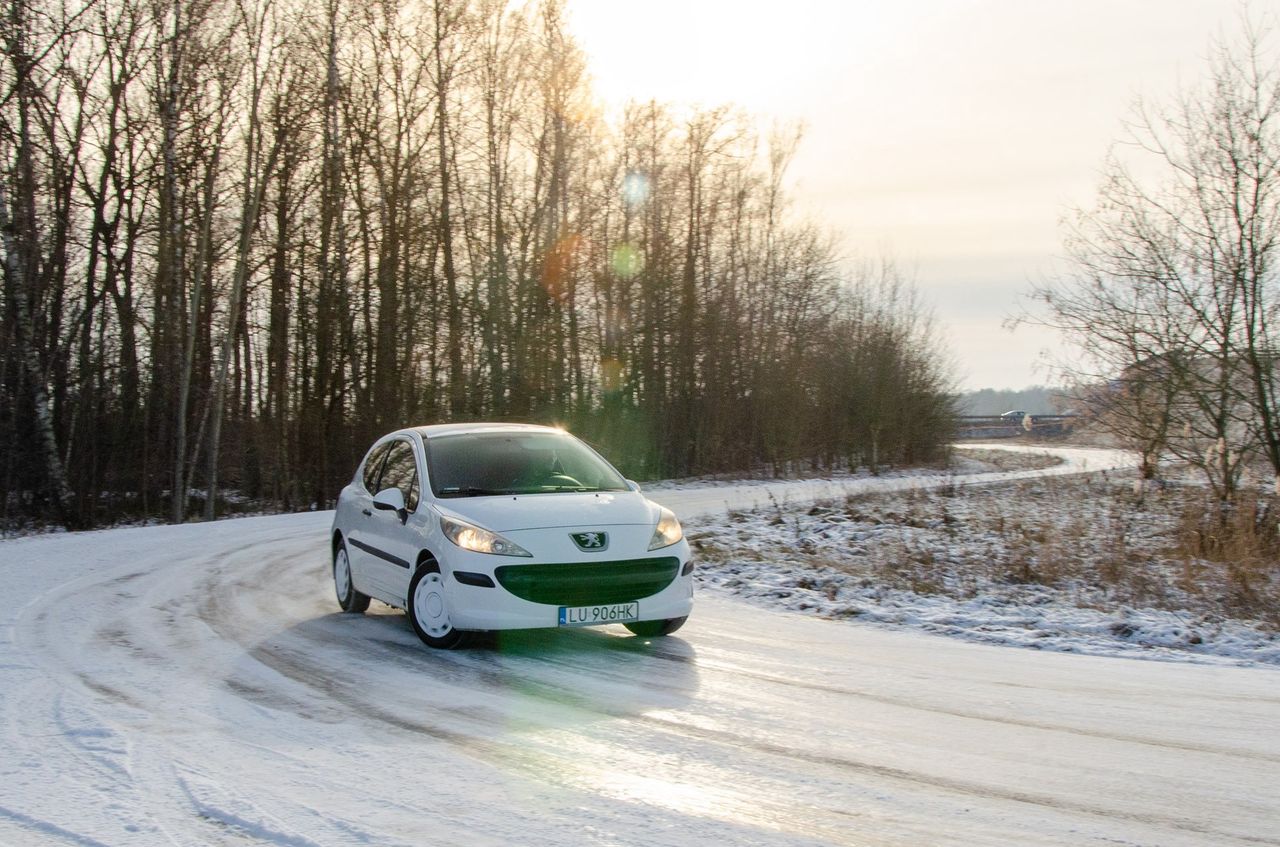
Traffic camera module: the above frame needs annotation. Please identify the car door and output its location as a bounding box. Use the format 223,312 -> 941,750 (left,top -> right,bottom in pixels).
358,437 -> 423,605
345,440 -> 394,598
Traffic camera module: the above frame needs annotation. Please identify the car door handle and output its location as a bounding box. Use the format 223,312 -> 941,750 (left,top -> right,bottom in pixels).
362,509 -> 372,517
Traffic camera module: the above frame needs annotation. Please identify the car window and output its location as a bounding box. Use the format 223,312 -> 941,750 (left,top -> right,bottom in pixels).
362,442 -> 393,493
379,439 -> 421,512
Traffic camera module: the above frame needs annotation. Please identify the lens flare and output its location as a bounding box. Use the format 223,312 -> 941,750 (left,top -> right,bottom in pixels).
541,233 -> 583,302
611,242 -> 643,278
622,171 -> 649,207
600,357 -> 624,394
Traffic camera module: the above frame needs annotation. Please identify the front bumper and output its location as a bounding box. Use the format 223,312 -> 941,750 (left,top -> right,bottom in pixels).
442,536 -> 694,631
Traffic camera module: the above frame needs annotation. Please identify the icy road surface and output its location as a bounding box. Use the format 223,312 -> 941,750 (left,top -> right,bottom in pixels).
3,446 -> 1279,846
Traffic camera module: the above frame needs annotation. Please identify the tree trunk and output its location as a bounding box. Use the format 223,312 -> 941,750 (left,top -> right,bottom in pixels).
1,1 -> 76,526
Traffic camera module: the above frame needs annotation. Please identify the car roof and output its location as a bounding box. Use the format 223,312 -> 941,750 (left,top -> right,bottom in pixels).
405,422 -> 566,440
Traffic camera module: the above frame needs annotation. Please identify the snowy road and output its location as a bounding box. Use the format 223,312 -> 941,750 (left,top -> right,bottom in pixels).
3,446 -> 1279,846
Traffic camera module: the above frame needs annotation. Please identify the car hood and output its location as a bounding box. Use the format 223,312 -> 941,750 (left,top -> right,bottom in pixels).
435,491 -> 660,533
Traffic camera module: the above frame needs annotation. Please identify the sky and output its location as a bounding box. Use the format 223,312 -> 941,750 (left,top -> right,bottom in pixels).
565,0 -> 1274,391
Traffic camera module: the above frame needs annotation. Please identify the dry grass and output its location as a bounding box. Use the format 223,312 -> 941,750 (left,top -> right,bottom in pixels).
696,473 -> 1280,628
1175,496 -> 1280,619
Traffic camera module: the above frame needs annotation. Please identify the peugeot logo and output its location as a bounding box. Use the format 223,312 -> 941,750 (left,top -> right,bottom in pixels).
570,531 -> 608,551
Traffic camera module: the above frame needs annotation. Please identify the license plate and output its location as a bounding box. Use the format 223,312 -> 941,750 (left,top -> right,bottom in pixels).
558,601 -> 640,627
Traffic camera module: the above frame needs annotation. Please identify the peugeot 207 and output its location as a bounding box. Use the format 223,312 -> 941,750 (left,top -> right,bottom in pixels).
329,423 -> 693,647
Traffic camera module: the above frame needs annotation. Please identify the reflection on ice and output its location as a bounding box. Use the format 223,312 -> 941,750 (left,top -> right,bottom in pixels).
237,611 -> 702,738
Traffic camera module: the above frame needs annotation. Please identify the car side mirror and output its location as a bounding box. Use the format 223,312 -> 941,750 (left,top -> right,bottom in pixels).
372,487 -> 407,521
625,479 -> 641,493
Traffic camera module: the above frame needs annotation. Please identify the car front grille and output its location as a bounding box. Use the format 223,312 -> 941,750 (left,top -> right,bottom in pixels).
493,557 -> 681,606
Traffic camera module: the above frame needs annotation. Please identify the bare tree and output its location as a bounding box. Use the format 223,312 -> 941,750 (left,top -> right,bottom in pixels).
1035,19 -> 1280,500
203,0 -> 282,520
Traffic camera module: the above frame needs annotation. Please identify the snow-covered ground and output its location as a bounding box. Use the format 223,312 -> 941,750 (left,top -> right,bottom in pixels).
2,444 -> 1279,846
685,463 -> 1280,668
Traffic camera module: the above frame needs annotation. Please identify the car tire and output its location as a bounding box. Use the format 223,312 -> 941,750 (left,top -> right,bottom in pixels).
407,562 -> 468,649
624,616 -> 687,637
334,541 -> 371,613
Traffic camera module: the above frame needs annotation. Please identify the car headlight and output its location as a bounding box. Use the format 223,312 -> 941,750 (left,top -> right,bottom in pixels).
440,515 -> 532,557
648,506 -> 684,550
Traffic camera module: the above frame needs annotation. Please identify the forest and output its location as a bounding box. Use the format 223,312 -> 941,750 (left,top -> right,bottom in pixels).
1,0 -> 954,530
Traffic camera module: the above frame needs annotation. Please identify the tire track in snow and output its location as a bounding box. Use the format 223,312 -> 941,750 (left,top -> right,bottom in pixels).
692,659 -> 1280,764
0,805 -> 116,847
634,709 -> 1280,846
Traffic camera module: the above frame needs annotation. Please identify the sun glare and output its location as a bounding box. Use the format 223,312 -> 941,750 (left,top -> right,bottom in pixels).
566,0 -> 884,116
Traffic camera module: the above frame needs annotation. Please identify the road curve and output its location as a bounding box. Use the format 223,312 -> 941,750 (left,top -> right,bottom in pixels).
2,446 -> 1278,846
649,443 -> 1134,517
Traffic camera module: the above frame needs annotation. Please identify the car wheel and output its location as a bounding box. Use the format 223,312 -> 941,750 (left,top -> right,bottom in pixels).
624,616 -> 687,637
407,563 -> 468,649
334,541 -> 371,613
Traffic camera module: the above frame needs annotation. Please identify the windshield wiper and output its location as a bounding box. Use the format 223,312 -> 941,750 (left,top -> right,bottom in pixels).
437,486 -> 512,497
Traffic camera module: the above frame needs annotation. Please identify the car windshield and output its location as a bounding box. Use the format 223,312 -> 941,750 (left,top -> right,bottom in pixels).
425,431 -> 630,497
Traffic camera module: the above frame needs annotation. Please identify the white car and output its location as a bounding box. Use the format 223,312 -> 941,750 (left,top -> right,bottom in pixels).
329,423 -> 693,648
